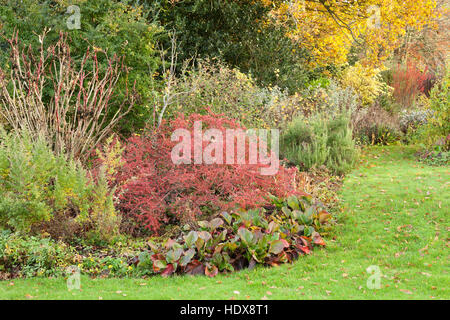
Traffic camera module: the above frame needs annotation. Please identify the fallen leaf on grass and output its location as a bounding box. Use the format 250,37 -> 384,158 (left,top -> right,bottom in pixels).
399,289 -> 413,294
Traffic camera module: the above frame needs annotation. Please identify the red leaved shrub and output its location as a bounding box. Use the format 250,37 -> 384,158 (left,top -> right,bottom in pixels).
113,113 -> 303,233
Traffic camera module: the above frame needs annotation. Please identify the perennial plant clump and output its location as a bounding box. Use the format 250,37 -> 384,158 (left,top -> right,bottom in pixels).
133,194 -> 331,277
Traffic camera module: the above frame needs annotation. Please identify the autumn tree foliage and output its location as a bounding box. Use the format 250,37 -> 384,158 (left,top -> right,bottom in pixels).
265,0 -> 440,67
112,113 -> 302,233
393,0 -> 449,75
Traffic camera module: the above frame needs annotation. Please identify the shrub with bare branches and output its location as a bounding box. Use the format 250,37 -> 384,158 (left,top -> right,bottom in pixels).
0,30 -> 135,159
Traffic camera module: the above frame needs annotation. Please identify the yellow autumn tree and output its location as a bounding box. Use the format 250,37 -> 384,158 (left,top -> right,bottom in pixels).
262,0 -> 440,68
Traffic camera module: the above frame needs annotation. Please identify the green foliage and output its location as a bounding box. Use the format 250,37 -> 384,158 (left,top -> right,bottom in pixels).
0,0 -> 163,134
297,81 -> 359,120
146,0 -> 313,92
425,70 -> 450,148
1,147 -> 447,299
169,59 -> 304,129
402,70 -> 449,150
77,254 -> 133,277
0,129 -> 118,241
326,113 -> 359,174
84,166 -> 121,245
0,231 -> 140,278
281,116 -> 329,170
417,149 -> 449,166
0,130 -> 91,232
0,193 -> 331,279
0,230 -> 76,277
134,195 -> 330,277
399,108 -> 431,134
281,111 -> 358,175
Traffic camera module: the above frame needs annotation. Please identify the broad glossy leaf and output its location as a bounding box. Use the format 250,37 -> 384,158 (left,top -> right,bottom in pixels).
237,228 -> 254,246
164,238 -> 176,249
166,247 -> 183,263
161,263 -> 175,277
152,259 -> 167,272
287,196 -> 300,210
221,211 -> 232,224
312,232 -> 326,246
180,248 -> 196,266
209,218 -> 224,230
185,260 -> 205,275
282,206 -> 292,218
198,231 -> 212,242
269,240 -> 285,254
184,231 -> 198,247
197,220 -> 209,229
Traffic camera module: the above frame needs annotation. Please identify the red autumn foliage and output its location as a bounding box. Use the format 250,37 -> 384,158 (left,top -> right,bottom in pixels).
392,61 -> 435,107
113,113 -> 303,233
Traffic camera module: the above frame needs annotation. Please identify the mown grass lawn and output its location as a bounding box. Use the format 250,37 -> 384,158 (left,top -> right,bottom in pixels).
1,146 -> 448,300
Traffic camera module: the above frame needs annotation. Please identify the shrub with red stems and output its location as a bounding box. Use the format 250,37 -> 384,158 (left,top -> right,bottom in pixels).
0,30 -> 135,160
392,61 -> 435,107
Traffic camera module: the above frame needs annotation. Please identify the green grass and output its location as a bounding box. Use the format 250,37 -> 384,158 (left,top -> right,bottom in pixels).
1,146 -> 449,300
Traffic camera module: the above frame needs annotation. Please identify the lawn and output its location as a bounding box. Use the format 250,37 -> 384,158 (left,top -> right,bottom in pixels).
1,146 -> 448,300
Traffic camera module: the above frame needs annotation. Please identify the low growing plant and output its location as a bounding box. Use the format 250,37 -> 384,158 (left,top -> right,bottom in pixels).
133,194 -> 331,278
0,230 -> 77,278
0,129 -> 119,241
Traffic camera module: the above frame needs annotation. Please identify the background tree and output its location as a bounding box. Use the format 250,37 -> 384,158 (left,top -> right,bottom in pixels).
269,0 -> 440,68
144,0 -> 315,91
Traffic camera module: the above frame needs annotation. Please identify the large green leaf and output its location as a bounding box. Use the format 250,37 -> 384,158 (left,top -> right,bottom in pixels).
269,240 -> 285,254
221,211 -> 232,224
237,228 -> 254,246
184,231 -> 198,247
287,196 -> 300,210
180,248 -> 196,266
209,218 -> 224,231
